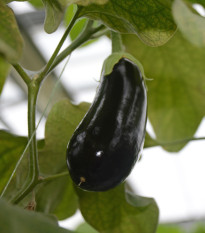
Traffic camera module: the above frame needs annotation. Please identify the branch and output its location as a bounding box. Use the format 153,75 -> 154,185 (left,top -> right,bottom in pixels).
12,64 -> 30,84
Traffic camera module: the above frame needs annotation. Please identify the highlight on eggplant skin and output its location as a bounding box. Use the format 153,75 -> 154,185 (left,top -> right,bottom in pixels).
66,58 -> 147,191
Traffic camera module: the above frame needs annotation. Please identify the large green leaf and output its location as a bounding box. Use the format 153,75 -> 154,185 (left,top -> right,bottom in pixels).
77,184 -> 159,233
0,56 -> 10,94
172,0 -> 205,47
37,100 -> 90,219
122,32 -> 205,152
0,2 -> 23,63
79,0 -> 177,46
0,199 -> 74,233
0,130 -> 27,195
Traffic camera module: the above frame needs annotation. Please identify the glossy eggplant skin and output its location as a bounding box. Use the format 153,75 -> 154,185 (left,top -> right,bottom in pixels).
66,58 -> 147,191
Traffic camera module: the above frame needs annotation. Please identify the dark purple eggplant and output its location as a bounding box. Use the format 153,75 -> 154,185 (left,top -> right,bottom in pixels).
66,58 -> 147,191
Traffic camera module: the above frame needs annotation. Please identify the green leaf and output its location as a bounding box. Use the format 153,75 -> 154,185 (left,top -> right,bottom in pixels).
172,0 -> 205,47
52,178 -> 77,219
0,2 -> 23,63
157,224 -> 185,233
76,222 -> 98,233
79,0 -> 177,46
38,100 -> 90,219
77,184 -> 159,233
39,100 -> 90,174
122,31 -> 205,152
35,176 -> 78,220
70,18 -> 87,41
43,0 -> 66,33
0,130 -> 27,195
0,56 -> 10,94
0,199 -> 74,233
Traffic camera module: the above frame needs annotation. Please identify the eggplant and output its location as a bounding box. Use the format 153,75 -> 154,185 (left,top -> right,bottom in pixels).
66,58 -> 147,191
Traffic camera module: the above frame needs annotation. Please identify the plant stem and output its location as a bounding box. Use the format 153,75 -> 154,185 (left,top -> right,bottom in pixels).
27,79 -> 40,182
90,28 -> 109,39
111,31 -> 123,53
11,77 -> 40,204
48,23 -> 105,73
38,6 -> 82,83
12,64 -> 30,84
